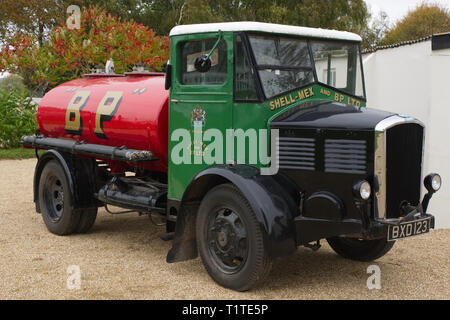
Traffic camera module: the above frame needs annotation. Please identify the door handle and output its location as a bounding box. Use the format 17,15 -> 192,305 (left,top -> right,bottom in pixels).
171,99 -> 179,103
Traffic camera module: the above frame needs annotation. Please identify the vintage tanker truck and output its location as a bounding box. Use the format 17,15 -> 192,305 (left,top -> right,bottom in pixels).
22,22 -> 442,291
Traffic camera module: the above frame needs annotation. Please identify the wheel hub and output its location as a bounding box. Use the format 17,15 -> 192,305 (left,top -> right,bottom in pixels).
44,175 -> 64,221
51,181 -> 64,214
207,208 -> 248,273
217,230 -> 228,247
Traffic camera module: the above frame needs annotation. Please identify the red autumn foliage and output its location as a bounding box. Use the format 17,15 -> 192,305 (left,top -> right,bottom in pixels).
0,6 -> 169,94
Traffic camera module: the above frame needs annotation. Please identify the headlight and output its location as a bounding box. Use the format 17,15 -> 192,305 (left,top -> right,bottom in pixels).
425,173 -> 441,192
353,180 -> 371,200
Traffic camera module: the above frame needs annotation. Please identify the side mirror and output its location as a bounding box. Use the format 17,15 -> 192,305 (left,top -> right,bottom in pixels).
194,54 -> 212,73
165,64 -> 172,90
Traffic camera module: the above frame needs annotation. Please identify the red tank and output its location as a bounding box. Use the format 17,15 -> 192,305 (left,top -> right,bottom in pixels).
36,73 -> 168,172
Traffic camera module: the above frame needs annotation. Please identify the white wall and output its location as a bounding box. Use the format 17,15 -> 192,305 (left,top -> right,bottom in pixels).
363,40 -> 450,228
428,46 -> 450,228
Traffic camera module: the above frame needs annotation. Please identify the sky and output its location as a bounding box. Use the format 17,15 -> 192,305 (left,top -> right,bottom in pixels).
364,0 -> 450,23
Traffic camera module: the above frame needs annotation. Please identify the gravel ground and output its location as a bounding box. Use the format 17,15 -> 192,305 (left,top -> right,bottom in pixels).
0,158 -> 449,300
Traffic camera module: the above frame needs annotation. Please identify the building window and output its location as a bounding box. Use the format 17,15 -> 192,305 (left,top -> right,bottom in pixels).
323,68 -> 337,87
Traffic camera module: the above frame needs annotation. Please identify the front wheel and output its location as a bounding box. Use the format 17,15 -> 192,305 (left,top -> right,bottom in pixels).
196,183 -> 272,291
326,237 -> 395,262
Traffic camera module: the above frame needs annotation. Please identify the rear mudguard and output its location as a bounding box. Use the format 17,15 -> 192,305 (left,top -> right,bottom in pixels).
167,165 -> 300,263
33,150 -> 98,212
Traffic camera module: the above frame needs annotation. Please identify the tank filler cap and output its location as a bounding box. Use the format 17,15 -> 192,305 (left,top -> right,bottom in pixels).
105,60 -> 115,74
84,62 -> 125,78
124,62 -> 165,77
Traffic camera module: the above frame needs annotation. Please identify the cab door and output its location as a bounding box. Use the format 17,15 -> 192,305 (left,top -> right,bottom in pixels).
168,32 -> 234,201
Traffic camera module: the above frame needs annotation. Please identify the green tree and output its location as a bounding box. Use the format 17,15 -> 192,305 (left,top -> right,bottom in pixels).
0,0 -> 80,46
182,0 -> 215,25
0,88 -> 36,148
0,74 -> 28,94
287,0 -> 369,34
140,0 -> 193,35
80,0 -> 143,22
0,0 -> 374,43
85,0 -> 371,38
382,3 -> 450,45
361,10 -> 391,49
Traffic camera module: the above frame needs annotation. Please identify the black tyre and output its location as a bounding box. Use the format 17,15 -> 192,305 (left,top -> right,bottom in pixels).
39,160 -> 80,235
38,160 -> 83,235
196,183 -> 272,291
326,237 -> 395,262
75,207 -> 97,233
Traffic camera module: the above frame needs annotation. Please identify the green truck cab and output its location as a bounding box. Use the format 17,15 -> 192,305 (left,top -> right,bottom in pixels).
24,22 -> 441,291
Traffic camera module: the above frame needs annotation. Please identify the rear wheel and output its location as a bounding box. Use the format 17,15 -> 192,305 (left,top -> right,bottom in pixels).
75,207 -> 97,233
196,183 -> 272,291
39,160 -> 97,235
326,237 -> 395,262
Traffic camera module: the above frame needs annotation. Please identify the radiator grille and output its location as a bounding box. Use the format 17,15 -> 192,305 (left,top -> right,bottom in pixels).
324,139 -> 367,174
279,137 -> 315,170
386,123 -> 423,218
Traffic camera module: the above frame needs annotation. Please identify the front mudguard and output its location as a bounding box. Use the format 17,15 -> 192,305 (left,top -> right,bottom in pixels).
167,165 -> 300,263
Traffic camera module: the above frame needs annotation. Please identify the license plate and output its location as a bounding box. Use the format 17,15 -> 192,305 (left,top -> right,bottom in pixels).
387,217 -> 431,241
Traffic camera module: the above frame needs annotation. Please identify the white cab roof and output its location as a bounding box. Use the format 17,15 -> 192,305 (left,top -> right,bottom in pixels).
169,22 -> 361,42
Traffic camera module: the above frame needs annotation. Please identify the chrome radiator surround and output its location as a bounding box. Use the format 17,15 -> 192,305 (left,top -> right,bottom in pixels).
374,115 -> 425,219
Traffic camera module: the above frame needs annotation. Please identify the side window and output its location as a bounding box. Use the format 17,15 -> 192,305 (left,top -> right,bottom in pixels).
234,35 -> 258,101
180,38 -> 227,85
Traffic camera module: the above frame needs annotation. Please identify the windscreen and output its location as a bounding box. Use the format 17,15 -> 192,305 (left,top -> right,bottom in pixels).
248,35 -> 314,98
310,40 -> 364,98
247,34 -> 365,99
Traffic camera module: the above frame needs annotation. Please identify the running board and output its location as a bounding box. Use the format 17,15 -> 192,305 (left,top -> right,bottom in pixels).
22,135 -> 156,163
